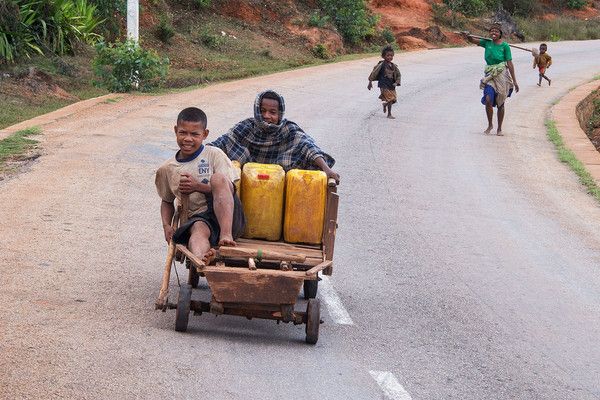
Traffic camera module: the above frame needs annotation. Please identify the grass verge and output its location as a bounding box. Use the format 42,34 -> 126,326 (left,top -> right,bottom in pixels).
516,16 -> 600,41
0,127 -> 41,173
545,119 -> 600,201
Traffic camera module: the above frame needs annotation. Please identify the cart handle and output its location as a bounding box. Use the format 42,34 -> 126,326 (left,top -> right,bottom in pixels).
305,260 -> 333,276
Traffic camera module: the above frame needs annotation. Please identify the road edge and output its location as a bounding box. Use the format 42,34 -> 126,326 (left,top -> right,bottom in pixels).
0,93 -> 126,141
550,79 -> 600,187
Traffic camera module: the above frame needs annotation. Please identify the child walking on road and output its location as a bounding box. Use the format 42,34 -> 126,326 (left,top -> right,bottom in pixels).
534,43 -> 552,86
368,45 -> 401,119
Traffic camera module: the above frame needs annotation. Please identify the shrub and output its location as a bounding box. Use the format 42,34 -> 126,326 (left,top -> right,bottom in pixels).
565,0 -> 587,9
200,29 -> 225,49
308,11 -> 329,28
1,0 -> 103,62
92,39 -> 169,92
443,0 -> 487,16
431,3 -> 467,28
88,0 -> 125,40
193,0 -> 210,8
312,43 -> 329,59
156,15 -> 175,43
319,0 -> 378,44
381,27 -> 395,44
589,97 -> 600,132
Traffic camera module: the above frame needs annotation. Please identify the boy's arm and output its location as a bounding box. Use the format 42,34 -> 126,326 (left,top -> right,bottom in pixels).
160,200 -> 175,242
547,55 -> 552,68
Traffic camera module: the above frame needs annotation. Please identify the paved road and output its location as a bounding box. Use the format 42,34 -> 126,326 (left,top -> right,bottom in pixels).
1,40 -> 600,400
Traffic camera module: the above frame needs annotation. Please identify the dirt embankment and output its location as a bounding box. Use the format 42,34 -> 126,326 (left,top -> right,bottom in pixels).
576,86 -> 600,150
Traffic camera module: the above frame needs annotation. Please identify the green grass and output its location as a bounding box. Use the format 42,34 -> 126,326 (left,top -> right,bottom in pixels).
0,85 -> 108,130
0,127 -> 41,172
516,16 -> 600,41
545,120 -> 600,201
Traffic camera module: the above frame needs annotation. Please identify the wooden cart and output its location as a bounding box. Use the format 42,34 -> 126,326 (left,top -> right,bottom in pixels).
155,179 -> 338,344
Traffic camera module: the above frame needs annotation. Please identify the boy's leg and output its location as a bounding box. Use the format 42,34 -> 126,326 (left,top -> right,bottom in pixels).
484,95 -> 494,134
210,173 -> 236,246
188,221 -> 212,262
538,73 -> 542,86
542,74 -> 551,85
387,102 -> 395,119
497,104 -> 505,136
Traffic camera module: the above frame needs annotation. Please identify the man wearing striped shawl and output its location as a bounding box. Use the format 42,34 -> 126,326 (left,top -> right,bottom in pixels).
208,90 -> 340,183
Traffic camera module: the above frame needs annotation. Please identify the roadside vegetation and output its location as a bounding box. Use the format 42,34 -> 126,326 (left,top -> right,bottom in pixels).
0,0 -> 599,131
516,16 -> 600,41
545,120 -> 600,202
0,126 -> 41,175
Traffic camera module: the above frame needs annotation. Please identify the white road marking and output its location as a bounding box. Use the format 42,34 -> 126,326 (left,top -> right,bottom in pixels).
319,276 -> 354,325
369,371 -> 412,400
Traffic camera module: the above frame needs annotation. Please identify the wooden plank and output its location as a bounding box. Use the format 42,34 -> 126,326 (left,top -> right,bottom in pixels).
305,260 -> 333,276
175,244 -> 205,271
180,194 -> 189,224
322,191 -> 339,276
236,238 -> 323,255
155,240 -> 176,309
218,246 -> 307,262
204,268 -> 304,304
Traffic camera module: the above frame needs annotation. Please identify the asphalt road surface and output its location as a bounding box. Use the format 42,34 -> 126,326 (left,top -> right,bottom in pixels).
1,40 -> 600,400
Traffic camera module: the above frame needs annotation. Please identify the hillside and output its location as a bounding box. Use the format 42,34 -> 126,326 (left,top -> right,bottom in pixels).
1,0 -> 599,129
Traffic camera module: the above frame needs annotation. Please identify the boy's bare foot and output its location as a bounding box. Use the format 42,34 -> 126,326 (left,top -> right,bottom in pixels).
201,248 -> 217,265
218,235 -> 237,247
383,103 -> 387,113
387,115 -> 395,119
484,125 -> 493,134
497,130 -> 504,136
548,79 -> 551,86
537,83 -> 541,86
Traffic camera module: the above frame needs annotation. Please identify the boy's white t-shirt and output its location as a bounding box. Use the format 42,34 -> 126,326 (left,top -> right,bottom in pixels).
155,145 -> 239,217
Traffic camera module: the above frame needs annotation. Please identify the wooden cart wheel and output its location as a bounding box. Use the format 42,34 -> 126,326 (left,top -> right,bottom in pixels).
305,298 -> 320,344
187,260 -> 199,288
175,284 -> 192,332
303,278 -> 318,299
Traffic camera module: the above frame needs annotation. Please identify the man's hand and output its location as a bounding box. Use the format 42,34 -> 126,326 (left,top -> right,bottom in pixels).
323,167 -> 340,184
163,224 -> 174,243
514,83 -> 520,93
367,81 -> 373,90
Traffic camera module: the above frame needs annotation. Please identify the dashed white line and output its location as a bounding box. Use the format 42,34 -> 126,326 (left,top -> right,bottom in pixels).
319,275 -> 354,325
369,370 -> 412,400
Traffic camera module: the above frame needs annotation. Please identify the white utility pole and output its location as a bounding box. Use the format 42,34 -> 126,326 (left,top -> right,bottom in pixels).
127,0 -> 139,43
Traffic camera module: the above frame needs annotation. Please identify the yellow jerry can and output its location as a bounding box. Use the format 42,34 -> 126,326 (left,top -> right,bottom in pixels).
241,163 -> 285,241
231,160 -> 241,195
283,169 -> 327,244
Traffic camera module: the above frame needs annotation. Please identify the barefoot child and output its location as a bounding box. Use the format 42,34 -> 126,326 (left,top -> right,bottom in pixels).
368,45 -> 401,119
155,107 -> 245,263
534,43 -> 552,86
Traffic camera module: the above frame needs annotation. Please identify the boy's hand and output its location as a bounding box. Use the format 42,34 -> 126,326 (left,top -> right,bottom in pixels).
163,224 -> 174,243
367,81 -> 372,90
179,173 -> 201,194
